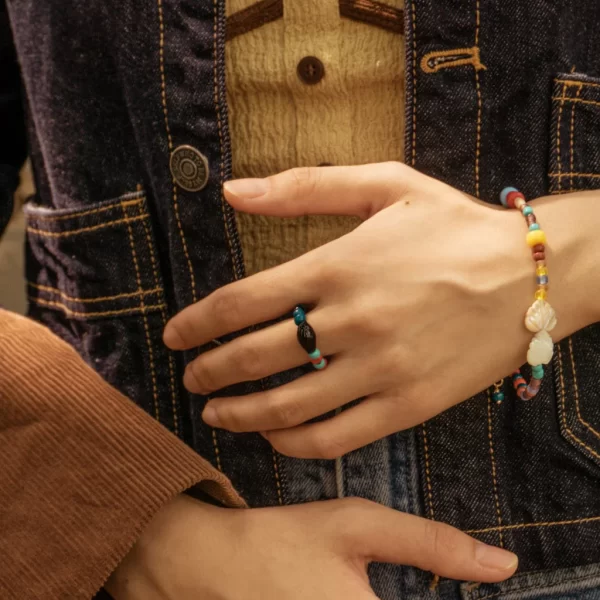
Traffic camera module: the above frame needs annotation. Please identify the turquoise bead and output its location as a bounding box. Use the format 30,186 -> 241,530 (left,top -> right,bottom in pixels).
293,306 -> 306,325
523,206 -> 533,216
500,186 -> 519,207
308,349 -> 321,360
529,223 -> 540,231
532,365 -> 544,379
493,391 -> 505,404
314,359 -> 327,370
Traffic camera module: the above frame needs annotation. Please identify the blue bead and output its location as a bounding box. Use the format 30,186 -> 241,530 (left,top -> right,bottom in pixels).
512,373 -> 522,381
532,365 -> 544,379
314,359 -> 327,370
493,392 -> 505,404
529,223 -> 540,231
537,275 -> 549,285
293,306 -> 306,325
523,206 -> 534,216
308,349 -> 321,360
500,187 -> 519,207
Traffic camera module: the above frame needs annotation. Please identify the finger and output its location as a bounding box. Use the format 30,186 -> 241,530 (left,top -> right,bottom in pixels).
223,162 -> 424,220
340,500 -> 518,583
163,256 -> 320,350
264,391 -> 437,460
184,308 -> 347,395
202,357 -> 378,433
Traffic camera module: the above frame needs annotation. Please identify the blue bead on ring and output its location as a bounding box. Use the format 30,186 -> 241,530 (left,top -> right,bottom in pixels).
294,305 -> 328,370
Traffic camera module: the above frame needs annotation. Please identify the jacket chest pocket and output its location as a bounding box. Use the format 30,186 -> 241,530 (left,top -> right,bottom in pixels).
549,74 -> 600,468
549,74 -> 600,195
25,190 -> 183,436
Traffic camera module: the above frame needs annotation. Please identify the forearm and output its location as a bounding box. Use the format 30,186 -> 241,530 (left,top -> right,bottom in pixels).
0,309 -> 244,599
533,191 -> 600,338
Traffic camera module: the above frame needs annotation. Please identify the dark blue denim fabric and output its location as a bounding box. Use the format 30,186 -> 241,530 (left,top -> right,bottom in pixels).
4,0 -> 600,598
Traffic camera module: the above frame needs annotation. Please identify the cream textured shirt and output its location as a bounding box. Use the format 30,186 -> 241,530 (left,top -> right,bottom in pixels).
226,0 -> 405,275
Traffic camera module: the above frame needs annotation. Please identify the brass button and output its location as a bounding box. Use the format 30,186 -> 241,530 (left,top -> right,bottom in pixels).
170,145 -> 209,191
297,56 -> 325,85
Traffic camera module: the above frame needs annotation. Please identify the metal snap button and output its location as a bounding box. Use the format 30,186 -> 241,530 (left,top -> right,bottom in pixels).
170,145 -> 209,192
297,56 -> 325,85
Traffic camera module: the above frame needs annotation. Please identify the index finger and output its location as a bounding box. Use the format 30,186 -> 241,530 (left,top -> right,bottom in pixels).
163,254 -> 321,350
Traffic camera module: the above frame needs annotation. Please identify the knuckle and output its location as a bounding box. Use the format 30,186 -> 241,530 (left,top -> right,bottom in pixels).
424,520 -> 461,564
211,288 -> 241,329
189,359 -> 219,393
266,393 -> 305,429
235,344 -> 265,381
288,166 -> 320,199
312,431 -> 350,460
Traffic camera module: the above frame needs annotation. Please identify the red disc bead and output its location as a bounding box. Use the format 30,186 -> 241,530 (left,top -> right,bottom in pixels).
506,191 -> 525,208
533,251 -> 545,261
533,244 -> 545,253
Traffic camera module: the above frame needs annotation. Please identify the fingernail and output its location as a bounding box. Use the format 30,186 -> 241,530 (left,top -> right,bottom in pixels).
475,543 -> 518,571
202,404 -> 221,427
224,178 -> 269,199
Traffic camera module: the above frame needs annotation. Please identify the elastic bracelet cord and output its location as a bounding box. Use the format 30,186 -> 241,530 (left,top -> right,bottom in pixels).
492,188 -> 557,403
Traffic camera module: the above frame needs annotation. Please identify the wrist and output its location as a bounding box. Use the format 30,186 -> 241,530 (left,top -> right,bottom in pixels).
531,192 -> 600,338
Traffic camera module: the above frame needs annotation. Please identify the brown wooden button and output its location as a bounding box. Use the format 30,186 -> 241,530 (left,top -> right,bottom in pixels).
297,56 -> 325,85
170,145 -> 209,192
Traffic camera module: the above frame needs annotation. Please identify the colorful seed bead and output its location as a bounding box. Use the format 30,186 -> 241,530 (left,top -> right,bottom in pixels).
314,358 -> 328,370
526,230 -> 547,247
499,188 -> 555,403
507,191 -> 525,209
293,306 -> 306,325
493,391 -> 505,404
500,186 -> 519,207
532,365 -> 544,379
308,349 -> 321,360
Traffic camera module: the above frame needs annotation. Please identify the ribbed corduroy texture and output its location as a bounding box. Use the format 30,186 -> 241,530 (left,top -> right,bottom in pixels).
0,309 -> 244,600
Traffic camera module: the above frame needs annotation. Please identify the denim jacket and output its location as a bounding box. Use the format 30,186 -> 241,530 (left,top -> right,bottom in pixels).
4,1 -> 600,598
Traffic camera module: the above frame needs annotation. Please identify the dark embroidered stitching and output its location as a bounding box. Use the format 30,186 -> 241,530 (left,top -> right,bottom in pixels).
339,0 -> 404,34
226,0 -> 283,41
421,47 -> 486,74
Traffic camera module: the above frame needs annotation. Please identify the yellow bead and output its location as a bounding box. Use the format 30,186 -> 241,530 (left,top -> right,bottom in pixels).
527,230 -> 547,247
535,289 -> 548,301
536,266 -> 548,276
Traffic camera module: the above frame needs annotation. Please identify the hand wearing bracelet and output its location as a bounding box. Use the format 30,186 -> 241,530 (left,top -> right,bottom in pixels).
164,163 -> 599,460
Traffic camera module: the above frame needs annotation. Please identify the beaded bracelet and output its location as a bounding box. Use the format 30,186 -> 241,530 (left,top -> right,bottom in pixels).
494,187 -> 557,402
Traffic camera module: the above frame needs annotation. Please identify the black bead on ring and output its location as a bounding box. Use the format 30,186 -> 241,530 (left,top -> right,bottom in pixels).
293,306 -> 328,370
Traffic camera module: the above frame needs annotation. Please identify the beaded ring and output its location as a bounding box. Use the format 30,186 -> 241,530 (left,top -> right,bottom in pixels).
293,306 -> 328,370
498,187 -> 557,402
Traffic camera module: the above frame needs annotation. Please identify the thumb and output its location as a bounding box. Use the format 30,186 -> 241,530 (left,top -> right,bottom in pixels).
342,500 -> 518,583
223,162 -> 419,220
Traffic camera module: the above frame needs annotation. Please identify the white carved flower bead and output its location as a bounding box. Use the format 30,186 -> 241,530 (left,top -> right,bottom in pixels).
525,300 -> 557,333
527,330 -> 554,366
